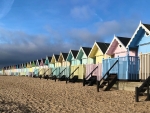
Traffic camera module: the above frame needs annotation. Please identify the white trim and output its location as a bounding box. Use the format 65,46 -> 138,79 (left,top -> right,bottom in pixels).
126,22 -> 150,48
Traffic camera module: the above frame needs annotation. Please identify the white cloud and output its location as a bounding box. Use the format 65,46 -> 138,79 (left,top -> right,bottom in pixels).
70,6 -> 93,20
0,0 -> 14,19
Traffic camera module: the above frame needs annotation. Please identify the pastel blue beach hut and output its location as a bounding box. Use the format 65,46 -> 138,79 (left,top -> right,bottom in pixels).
127,21 -> 150,80
51,54 -> 60,77
58,52 -> 70,78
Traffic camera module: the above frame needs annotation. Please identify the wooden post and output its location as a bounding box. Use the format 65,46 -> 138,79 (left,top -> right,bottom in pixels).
147,81 -> 150,101
97,81 -> 100,92
83,78 -> 85,86
135,87 -> 139,102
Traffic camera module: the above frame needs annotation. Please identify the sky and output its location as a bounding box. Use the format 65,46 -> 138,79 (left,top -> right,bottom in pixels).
0,0 -> 150,68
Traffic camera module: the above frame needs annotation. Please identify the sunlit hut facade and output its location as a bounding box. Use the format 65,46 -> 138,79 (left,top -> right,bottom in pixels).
18,64 -> 21,76
39,58 -> 46,77
23,63 -> 27,76
11,66 -> 14,75
4,67 -> 7,75
127,22 -> 150,80
66,50 -> 86,81
31,61 -> 36,77
28,61 -> 33,77
58,53 -> 70,78
44,56 -> 54,76
20,63 -> 24,76
26,62 -> 31,76
51,54 -> 60,77
4,67 -> 8,75
15,65 -> 18,76
34,59 -> 41,77
88,42 -> 110,80
6,66 -> 11,75
76,47 -> 91,80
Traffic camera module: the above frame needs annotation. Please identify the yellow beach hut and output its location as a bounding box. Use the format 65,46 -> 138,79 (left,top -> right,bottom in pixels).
86,42 -> 110,82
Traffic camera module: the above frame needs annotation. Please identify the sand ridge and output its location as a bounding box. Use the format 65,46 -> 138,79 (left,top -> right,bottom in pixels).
0,76 -> 150,113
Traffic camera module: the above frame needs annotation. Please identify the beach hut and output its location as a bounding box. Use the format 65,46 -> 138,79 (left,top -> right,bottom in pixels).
28,61 -> 33,77
102,35 -> 139,80
6,66 -> 10,76
50,54 -> 60,79
4,67 -> 8,75
34,59 -> 41,77
2,67 -> 6,75
20,63 -> 24,76
126,22 -> 150,80
75,47 -> 100,86
66,50 -> 83,83
9,66 -> 12,76
57,52 -> 70,81
43,56 -> 54,79
22,63 -> 25,76
83,42 -> 110,85
97,36 -> 139,92
39,58 -> 46,78
18,64 -> 21,76
26,62 -> 31,76
31,61 -> 36,77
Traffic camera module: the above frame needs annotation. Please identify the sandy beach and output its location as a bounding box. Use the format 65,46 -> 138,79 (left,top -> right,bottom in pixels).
0,76 -> 150,113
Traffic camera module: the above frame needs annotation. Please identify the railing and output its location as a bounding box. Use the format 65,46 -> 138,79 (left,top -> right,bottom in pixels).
50,68 -> 57,77
43,68 -> 50,76
83,66 -> 98,86
66,66 -> 79,83
135,76 -> 150,102
58,68 -> 66,78
97,60 -> 118,92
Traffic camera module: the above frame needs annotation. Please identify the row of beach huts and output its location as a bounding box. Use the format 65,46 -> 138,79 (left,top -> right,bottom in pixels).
1,21 -> 150,101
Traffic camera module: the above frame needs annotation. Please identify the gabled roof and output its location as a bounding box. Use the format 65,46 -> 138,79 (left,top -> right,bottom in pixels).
42,59 -> 46,63
71,50 -> 78,58
126,21 -> 150,48
54,54 -> 59,61
38,60 -> 41,63
143,24 -> 150,31
82,47 -> 91,56
48,56 -> 52,61
66,50 -> 78,61
62,53 -> 68,60
96,42 -> 110,54
117,37 -> 131,47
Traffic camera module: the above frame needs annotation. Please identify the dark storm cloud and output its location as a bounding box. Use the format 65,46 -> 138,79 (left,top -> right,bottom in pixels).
0,19 -> 138,68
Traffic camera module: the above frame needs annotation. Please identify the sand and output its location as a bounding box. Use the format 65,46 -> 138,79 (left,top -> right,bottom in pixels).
0,76 -> 150,113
